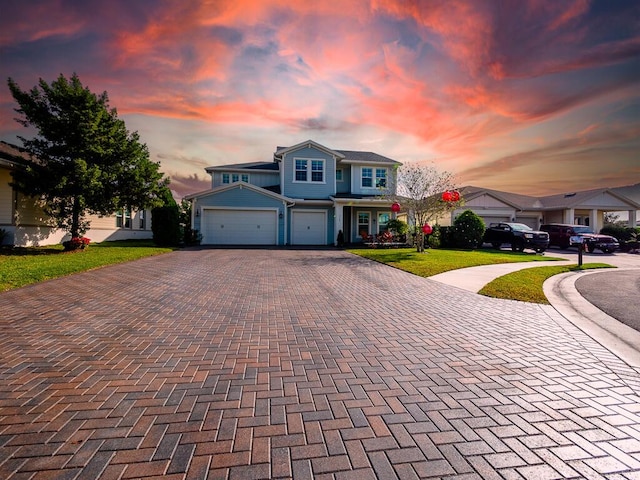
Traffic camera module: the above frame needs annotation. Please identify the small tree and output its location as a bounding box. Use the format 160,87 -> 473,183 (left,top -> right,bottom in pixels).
8,73 -> 168,239
393,164 -> 461,252
453,210 -> 485,248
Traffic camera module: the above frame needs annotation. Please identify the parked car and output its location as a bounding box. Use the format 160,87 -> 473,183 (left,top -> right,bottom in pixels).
540,224 -> 620,253
483,222 -> 549,253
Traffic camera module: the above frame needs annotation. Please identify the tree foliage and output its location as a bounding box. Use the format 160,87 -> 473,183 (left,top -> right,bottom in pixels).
393,164 -> 461,252
453,210 -> 485,249
8,73 -> 169,238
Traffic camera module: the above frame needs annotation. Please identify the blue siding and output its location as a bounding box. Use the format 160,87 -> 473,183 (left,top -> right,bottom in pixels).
336,165 -> 351,194
194,186 -> 287,244
281,146 -> 336,199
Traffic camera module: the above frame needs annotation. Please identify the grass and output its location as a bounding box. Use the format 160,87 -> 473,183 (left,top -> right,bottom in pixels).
348,247 -> 565,277
479,263 -> 614,304
0,240 -> 175,292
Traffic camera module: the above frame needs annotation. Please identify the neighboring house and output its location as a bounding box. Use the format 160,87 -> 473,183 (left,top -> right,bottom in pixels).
186,140 -> 401,246
446,185 -> 640,231
0,141 -> 153,246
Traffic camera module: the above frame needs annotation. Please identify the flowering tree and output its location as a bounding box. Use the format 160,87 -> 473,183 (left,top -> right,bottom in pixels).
393,164 -> 462,252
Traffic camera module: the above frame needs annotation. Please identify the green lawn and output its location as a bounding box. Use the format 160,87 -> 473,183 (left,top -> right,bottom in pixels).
0,240 -> 175,292
348,247 -> 565,277
479,263 -> 613,304
349,247 -> 615,304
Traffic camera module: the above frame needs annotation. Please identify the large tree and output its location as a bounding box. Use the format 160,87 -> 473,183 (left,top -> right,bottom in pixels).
8,73 -> 169,238
394,164 -> 461,252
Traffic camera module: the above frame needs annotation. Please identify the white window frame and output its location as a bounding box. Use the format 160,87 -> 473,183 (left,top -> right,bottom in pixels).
293,157 -> 325,184
361,167 -> 373,188
357,211 -> 371,237
222,172 -> 249,184
376,168 -> 387,188
377,212 -> 391,234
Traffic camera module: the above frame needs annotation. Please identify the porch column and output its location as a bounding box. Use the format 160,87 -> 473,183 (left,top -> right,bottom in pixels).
629,209 -> 637,227
564,208 -> 575,224
334,203 -> 344,246
590,209 -> 598,231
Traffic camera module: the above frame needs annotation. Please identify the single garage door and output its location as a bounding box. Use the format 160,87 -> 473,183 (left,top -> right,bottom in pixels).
291,210 -> 326,245
202,209 -> 277,245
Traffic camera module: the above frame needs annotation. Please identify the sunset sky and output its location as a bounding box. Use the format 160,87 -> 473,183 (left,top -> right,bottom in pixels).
1,0 -> 638,199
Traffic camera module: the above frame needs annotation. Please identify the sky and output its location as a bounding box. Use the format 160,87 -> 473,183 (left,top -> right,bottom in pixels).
1,0 -> 639,199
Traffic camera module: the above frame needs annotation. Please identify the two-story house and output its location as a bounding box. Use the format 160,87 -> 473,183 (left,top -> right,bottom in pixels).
186,140 -> 401,246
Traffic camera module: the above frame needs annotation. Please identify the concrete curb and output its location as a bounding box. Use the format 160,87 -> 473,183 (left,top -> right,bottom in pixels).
544,268 -> 640,368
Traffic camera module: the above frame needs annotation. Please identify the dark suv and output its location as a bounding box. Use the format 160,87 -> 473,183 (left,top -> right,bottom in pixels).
540,224 -> 619,253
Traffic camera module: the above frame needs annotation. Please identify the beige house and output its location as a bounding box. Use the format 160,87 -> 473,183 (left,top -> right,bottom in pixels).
0,141 -> 153,247
445,185 -> 640,231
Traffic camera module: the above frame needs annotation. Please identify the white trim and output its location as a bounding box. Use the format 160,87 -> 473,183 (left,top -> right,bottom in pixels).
274,139 -> 345,159
356,210 -> 372,237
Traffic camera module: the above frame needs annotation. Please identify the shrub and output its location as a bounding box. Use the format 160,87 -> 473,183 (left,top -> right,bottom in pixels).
387,219 -> 408,236
437,226 -> 456,248
600,225 -> 634,242
151,205 -> 181,246
453,210 -> 485,248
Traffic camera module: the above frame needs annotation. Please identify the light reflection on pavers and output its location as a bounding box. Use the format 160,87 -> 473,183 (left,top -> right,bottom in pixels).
1,248 -> 639,479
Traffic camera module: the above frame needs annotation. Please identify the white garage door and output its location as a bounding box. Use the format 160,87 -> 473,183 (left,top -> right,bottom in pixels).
202,209 -> 277,245
291,210 -> 326,245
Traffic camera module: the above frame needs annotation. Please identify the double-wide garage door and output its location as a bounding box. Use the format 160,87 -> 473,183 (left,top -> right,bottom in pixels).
201,209 -> 277,245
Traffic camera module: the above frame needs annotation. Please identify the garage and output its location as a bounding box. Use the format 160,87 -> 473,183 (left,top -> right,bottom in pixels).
291,210 -> 327,245
201,208 -> 277,245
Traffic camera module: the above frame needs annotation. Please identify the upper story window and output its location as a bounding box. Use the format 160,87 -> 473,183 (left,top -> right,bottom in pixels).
336,168 -> 343,182
222,173 -> 249,184
139,210 -> 145,229
361,167 -> 387,188
294,158 -> 325,183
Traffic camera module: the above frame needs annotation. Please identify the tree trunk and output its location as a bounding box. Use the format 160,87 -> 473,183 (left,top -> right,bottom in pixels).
71,196 -> 81,238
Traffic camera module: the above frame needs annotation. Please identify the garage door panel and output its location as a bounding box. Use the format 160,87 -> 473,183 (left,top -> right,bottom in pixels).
291,211 -> 326,245
202,209 -> 277,245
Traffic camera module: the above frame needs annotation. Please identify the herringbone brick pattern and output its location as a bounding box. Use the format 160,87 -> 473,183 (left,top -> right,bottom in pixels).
1,248 -> 639,479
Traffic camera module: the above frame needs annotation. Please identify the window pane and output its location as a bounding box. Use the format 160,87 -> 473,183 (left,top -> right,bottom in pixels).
336,169 -> 343,181
222,173 -> 230,183
241,174 -> 249,182
311,160 -> 323,182
362,168 -> 372,187
295,159 -> 307,181
378,213 -> 390,233
376,169 -> 387,188
232,174 -> 239,182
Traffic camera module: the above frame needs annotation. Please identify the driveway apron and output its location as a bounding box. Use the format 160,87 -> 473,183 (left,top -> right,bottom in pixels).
1,248 -> 639,479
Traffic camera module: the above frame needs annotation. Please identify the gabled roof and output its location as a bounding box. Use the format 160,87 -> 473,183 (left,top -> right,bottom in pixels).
274,139 -> 345,160
460,186 -> 543,210
184,181 -> 293,204
461,184 -> 640,210
539,186 -> 640,209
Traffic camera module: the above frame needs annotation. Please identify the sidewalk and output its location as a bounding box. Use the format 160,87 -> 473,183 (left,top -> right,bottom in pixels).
430,249 -> 640,368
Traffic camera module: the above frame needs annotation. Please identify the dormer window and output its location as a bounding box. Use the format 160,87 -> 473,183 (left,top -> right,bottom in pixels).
294,158 -> 325,183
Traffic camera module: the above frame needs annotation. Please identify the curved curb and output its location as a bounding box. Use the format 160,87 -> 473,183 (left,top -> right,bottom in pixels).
544,268 -> 640,368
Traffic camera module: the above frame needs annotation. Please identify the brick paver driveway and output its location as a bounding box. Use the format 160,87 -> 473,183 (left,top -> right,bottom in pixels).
1,249 -> 639,479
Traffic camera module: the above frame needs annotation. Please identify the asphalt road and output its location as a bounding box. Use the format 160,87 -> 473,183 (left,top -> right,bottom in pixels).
575,269 -> 640,332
